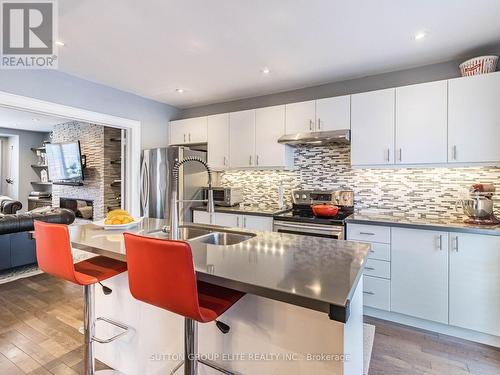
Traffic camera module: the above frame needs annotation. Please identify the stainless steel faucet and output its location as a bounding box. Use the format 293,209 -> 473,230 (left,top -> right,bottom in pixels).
169,156 -> 214,240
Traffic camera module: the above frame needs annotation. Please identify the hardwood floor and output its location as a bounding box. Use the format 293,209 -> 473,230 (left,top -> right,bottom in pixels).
0,273 -> 499,374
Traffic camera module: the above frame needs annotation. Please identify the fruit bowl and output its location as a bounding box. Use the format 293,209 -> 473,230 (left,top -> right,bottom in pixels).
94,216 -> 144,230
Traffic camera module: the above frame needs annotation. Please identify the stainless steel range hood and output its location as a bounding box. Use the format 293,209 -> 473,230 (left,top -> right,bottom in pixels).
277,129 -> 350,146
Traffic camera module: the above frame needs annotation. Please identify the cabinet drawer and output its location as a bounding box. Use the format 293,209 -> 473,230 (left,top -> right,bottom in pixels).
367,242 -> 391,261
363,276 -> 390,311
347,224 -> 391,244
364,259 -> 390,279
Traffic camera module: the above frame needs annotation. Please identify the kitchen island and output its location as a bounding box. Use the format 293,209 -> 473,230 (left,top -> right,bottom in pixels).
69,218 -> 370,375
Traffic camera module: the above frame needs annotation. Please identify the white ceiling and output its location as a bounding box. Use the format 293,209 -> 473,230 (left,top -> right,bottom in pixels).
0,106 -> 69,132
57,0 -> 500,108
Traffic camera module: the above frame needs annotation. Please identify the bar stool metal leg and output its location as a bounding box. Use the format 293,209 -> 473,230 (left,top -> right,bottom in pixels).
83,284 -> 129,375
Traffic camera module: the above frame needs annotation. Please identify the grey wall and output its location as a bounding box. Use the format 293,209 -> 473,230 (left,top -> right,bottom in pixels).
0,70 -> 180,149
0,127 -> 48,211
180,44 -> 500,118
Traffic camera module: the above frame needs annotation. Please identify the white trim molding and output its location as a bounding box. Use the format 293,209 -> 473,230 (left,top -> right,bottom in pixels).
0,90 -> 142,216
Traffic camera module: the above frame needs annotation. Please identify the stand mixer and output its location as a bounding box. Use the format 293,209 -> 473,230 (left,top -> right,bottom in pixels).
456,183 -> 500,225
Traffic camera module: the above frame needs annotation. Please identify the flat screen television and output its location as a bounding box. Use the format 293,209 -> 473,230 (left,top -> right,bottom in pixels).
46,141 -> 85,186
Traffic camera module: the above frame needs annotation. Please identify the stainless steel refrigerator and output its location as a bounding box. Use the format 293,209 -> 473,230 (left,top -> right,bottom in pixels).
140,145 -> 208,222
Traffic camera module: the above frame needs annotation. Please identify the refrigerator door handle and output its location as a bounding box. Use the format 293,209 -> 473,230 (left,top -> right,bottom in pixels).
140,157 -> 149,214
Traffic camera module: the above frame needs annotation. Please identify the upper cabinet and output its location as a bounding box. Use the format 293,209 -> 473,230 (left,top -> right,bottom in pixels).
351,88 -> 395,166
229,110 -> 256,168
285,100 -> 316,133
169,117 -> 207,145
207,113 -> 230,170
395,80 -> 448,164
316,95 -> 351,131
255,105 -> 288,167
448,71 -> 500,163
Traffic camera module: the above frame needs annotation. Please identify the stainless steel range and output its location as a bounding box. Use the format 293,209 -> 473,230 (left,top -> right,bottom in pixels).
273,190 -> 354,240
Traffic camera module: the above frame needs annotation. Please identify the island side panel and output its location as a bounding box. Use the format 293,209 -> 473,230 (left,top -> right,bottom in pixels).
94,273 -> 363,375
342,276 -> 364,375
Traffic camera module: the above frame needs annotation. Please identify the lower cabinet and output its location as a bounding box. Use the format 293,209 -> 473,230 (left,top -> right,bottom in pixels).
391,227 -> 449,324
363,276 -> 390,311
449,233 -> 500,336
193,211 -> 273,232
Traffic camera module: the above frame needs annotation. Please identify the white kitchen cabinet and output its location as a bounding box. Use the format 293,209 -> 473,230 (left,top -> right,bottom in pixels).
193,211 -> 213,225
169,117 -> 207,145
242,215 -> 273,231
316,95 -> 351,131
363,276 -> 391,311
449,232 -> 500,336
351,88 -> 395,166
395,80 -> 448,164
229,110 -> 256,168
285,100 -> 316,134
211,212 -> 273,231
391,227 -> 449,324
347,224 -> 391,244
207,113 -> 230,170
255,105 -> 288,167
448,71 -> 500,163
214,212 -> 240,227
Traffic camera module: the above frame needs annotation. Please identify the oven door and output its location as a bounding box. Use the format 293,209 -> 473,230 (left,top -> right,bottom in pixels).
273,220 -> 344,240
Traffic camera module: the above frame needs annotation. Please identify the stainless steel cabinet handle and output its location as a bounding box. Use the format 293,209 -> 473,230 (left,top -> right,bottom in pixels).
452,145 -> 457,160
309,120 -> 313,130
183,134 -> 186,143
369,250 -> 375,253
365,267 -> 375,271
188,133 -> 191,142
317,118 -> 321,130
398,148 -> 402,162
438,235 -> 443,250
359,232 -> 375,236
249,155 -> 252,165
236,216 -> 240,227
363,291 -> 375,295
256,155 -> 259,166
453,236 -> 459,252
386,149 -> 390,162
223,156 -> 227,166
244,216 -> 247,227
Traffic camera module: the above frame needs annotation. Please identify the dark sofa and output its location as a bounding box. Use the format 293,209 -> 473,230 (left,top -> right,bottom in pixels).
0,207 -> 76,271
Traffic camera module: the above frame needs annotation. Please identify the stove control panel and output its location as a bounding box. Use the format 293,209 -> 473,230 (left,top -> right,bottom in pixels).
292,190 -> 353,207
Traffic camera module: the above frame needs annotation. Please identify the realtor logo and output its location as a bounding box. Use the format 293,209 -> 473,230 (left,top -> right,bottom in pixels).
1,0 -> 58,68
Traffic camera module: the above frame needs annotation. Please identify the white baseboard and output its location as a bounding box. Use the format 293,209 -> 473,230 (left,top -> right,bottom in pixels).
364,306 -> 500,348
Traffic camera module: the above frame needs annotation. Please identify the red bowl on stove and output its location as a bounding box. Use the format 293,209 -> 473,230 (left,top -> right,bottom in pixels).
311,204 -> 339,218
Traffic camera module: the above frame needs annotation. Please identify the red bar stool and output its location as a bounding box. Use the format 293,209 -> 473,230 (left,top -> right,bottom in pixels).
34,221 -> 130,375
124,233 -> 245,375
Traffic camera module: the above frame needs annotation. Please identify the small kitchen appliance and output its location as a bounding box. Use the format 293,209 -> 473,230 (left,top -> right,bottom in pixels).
201,186 -> 243,207
273,190 -> 354,239
456,183 -> 500,225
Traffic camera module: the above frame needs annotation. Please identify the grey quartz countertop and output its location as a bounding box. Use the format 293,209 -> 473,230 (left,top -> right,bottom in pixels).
346,212 -> 500,236
69,218 -> 369,323
192,205 -> 291,217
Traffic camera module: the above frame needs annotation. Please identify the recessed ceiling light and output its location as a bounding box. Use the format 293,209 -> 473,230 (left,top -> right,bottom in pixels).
175,88 -> 185,93
55,41 -> 65,46
261,67 -> 271,74
412,31 -> 428,40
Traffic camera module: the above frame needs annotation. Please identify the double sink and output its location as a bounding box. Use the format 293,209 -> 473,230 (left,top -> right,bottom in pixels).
146,225 -> 256,246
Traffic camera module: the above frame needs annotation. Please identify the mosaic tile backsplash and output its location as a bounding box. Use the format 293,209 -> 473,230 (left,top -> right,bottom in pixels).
220,144 -> 500,219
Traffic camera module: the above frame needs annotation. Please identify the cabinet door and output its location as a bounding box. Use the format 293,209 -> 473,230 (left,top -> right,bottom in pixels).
316,95 -> 350,131
351,88 -> 395,166
448,72 -> 500,163
214,212 -> 240,228
169,120 -> 188,145
391,228 -> 449,324
169,117 -> 207,145
193,211 -> 213,225
449,233 -> 500,336
242,215 -> 273,231
207,113 -> 230,169
395,81 -> 447,164
229,110 -> 256,168
255,105 -> 286,167
285,100 -> 316,134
